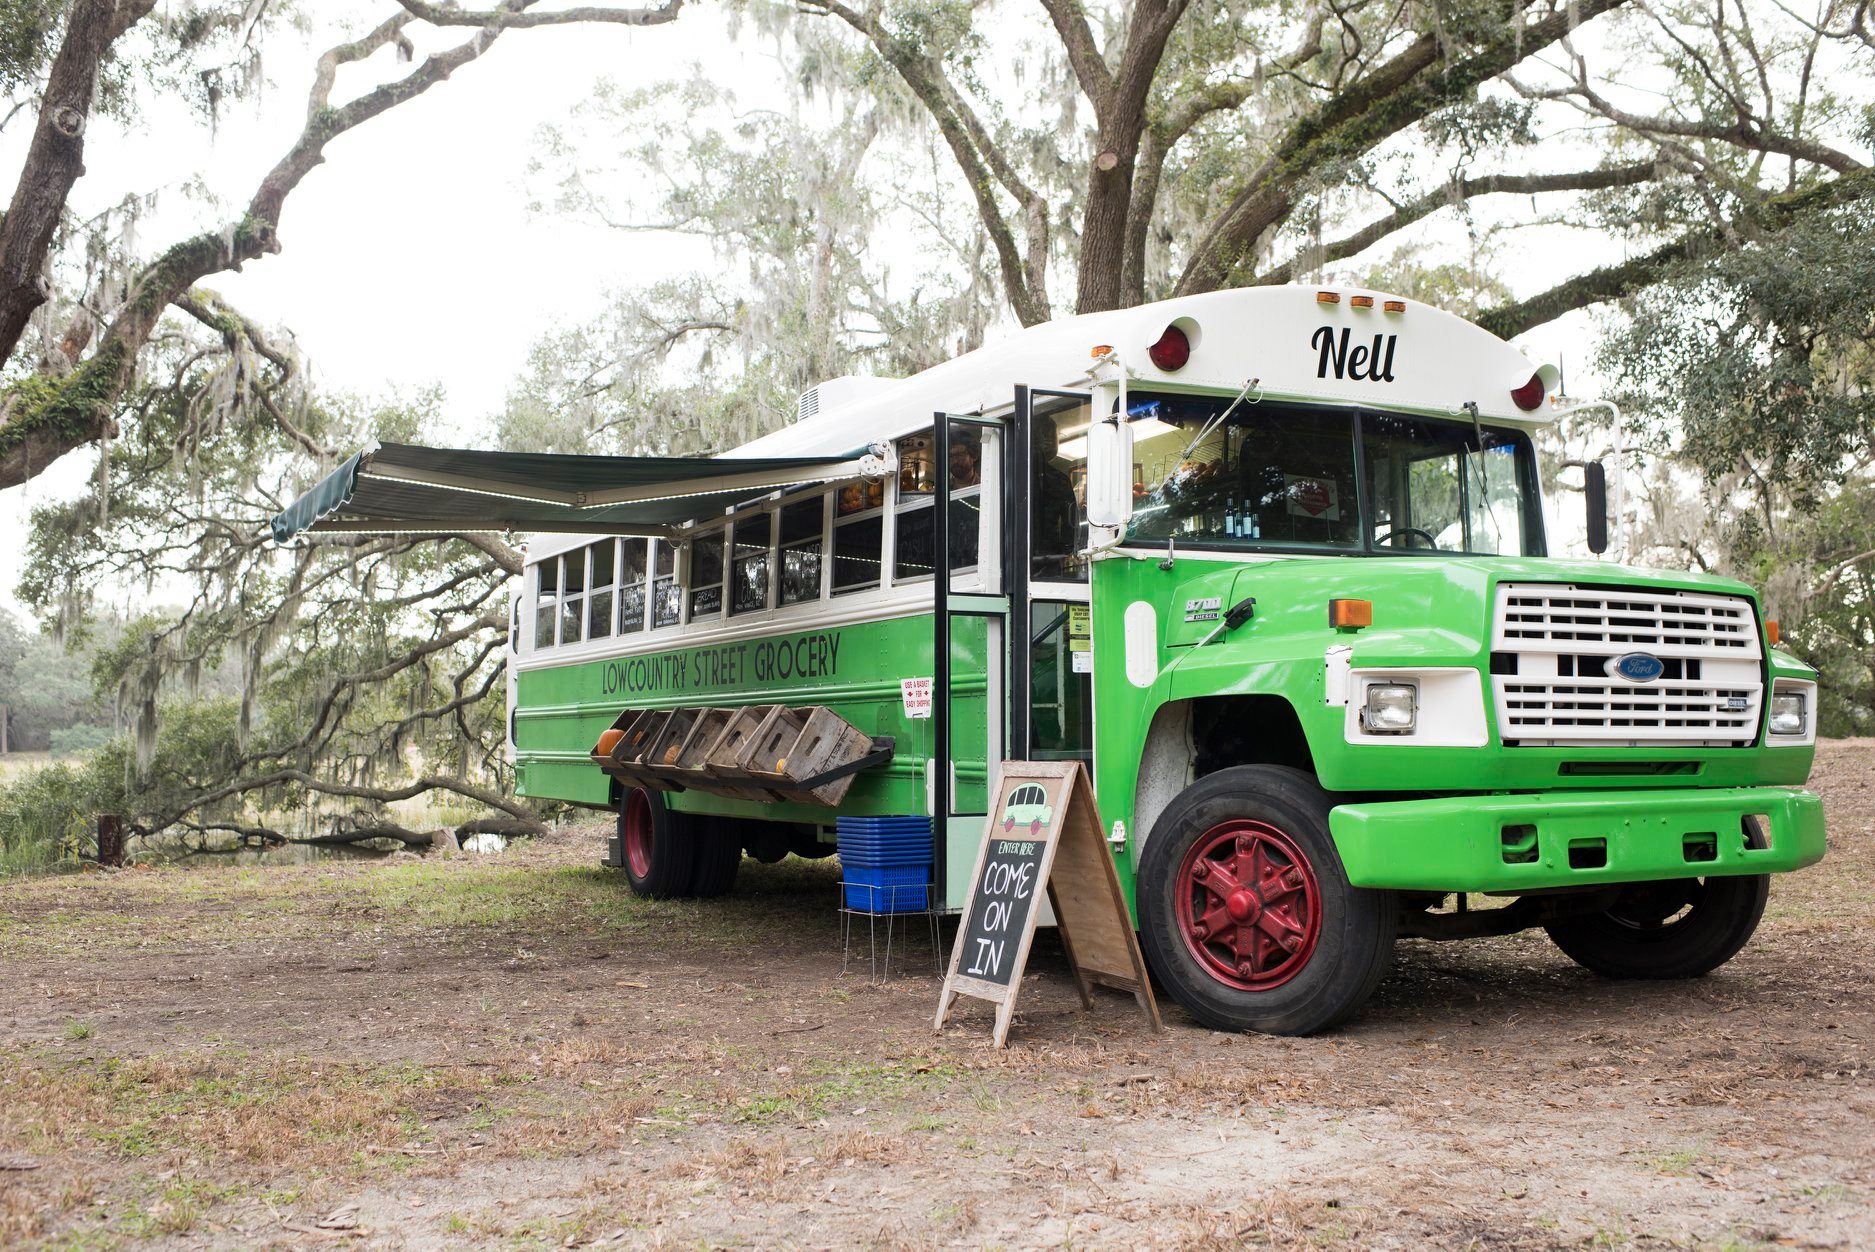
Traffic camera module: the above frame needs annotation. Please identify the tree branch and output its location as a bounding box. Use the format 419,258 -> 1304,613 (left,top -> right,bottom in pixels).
395,0 -> 684,28
1256,160 -> 1661,284
1175,0 -> 1630,297
1474,164 -> 1875,338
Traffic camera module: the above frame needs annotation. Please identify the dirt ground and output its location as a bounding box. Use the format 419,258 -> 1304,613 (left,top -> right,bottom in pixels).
2,746 -> 1872,1250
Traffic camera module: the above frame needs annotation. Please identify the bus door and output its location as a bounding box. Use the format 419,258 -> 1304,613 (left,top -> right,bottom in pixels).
1012,387 -> 1094,767
932,409 -> 1008,907
931,391 -> 1095,908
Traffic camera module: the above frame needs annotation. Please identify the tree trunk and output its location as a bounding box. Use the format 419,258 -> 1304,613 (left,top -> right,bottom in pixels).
0,0 -> 155,368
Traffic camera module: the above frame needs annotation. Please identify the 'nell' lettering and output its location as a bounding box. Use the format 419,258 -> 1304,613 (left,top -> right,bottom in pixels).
1311,326 -> 1398,383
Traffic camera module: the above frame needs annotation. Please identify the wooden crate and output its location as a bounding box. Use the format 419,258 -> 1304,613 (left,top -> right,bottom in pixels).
664,707 -> 737,795
591,707 -> 649,767
698,704 -> 784,801
637,706 -> 703,790
747,705 -> 877,806
606,708 -> 674,791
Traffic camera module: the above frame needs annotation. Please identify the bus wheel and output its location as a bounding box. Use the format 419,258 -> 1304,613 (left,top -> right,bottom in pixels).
618,787 -> 697,898
689,821 -> 744,898
1137,765 -> 1396,1036
1544,819 -> 1769,980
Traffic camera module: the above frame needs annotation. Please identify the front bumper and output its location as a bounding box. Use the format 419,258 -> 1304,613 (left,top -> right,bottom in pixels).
1329,787 -> 1826,893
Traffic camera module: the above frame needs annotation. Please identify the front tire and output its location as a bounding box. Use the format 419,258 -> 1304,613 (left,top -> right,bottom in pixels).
1137,765 -> 1396,1036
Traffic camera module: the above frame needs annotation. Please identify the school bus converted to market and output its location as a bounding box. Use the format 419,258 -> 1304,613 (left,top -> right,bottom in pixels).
272,285 -> 1827,1035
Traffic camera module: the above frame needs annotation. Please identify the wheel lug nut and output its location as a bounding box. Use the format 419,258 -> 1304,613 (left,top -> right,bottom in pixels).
1192,861 -> 1210,879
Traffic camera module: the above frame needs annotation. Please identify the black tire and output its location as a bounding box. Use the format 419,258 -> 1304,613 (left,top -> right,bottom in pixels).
618,786 -> 698,899
1137,765 -> 1397,1036
1544,820 -> 1769,979
743,822 -> 794,864
688,819 -> 744,898
788,825 -> 836,859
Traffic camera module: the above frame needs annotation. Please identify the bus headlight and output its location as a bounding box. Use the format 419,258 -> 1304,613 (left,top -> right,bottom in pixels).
1769,690 -> 1807,737
1361,683 -> 1418,734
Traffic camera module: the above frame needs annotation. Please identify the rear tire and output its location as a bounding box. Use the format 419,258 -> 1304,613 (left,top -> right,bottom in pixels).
688,820 -> 744,898
1137,765 -> 1396,1036
618,787 -> 698,898
1545,817 -> 1770,980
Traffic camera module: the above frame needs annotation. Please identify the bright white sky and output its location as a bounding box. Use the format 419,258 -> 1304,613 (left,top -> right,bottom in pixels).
0,3 -> 1609,622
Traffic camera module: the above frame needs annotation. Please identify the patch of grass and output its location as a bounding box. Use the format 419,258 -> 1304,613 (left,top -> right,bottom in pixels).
0,1050 -> 463,1169
1646,1147 -> 1711,1177
61,1021 -> 93,1041
119,1177 -> 244,1239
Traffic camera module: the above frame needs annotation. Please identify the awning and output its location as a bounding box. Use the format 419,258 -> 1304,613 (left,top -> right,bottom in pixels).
269,440 -> 892,543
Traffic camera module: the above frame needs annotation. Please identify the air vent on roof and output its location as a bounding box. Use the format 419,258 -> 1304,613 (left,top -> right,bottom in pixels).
793,375 -> 901,425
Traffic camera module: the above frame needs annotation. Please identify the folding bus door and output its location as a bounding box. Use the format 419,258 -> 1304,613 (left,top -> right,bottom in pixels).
932,410 -> 1006,910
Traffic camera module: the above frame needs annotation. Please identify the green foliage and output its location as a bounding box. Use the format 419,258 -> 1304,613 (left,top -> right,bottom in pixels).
0,0 -> 60,98
49,724 -> 113,756
1602,204 -> 1875,496
0,608 -> 120,752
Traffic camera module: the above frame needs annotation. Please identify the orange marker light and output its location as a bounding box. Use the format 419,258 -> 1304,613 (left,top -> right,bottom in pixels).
1090,343 -> 1114,358
1316,290 -> 1340,304
1329,599 -> 1373,629
1350,295 -> 1374,309
1383,299 -> 1406,314
1766,619 -> 1780,645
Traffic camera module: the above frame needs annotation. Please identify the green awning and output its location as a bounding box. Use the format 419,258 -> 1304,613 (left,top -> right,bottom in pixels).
270,440 -> 890,543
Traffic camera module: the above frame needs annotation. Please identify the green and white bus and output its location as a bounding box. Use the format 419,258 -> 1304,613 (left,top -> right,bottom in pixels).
275,285 -> 1826,1035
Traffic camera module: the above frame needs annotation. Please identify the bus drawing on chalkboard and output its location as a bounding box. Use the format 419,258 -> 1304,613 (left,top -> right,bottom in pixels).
274,285 -> 1827,1039
1001,784 -> 1053,835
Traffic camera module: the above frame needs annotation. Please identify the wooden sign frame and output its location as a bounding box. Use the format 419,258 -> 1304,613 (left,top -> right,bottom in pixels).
935,760 -> 1162,1047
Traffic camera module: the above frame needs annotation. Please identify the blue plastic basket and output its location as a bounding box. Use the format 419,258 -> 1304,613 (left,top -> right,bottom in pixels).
844,863 -> 930,886
843,881 -> 930,913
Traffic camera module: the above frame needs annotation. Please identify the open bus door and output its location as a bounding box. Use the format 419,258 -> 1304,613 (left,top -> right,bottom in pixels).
932,388 -> 1095,908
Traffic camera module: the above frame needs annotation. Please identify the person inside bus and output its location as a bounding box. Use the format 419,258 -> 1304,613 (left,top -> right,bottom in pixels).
949,430 -> 981,489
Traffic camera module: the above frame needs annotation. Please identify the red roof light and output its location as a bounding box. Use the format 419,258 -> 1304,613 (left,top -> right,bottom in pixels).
1510,372 -> 1547,411
1148,325 -> 1191,372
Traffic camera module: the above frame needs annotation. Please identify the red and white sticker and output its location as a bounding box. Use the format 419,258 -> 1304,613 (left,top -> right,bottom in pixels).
1284,474 -> 1341,520
901,676 -> 934,719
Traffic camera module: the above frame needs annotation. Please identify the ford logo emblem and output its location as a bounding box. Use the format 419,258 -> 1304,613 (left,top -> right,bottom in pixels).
1607,652 -> 1665,683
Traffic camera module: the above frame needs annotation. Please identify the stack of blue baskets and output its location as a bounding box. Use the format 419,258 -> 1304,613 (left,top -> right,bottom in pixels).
838,815 -> 933,914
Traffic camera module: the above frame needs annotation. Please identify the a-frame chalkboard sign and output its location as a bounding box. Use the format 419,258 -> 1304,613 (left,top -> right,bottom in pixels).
935,760 -> 1162,1047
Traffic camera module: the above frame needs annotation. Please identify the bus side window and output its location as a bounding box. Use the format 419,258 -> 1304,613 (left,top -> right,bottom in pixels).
535,558 -> 558,649
1032,401 -> 1089,582
730,512 -> 772,615
949,426 -> 982,572
560,550 -> 586,645
587,539 -> 617,639
893,429 -> 981,581
832,479 -> 884,595
652,540 -> 680,628
689,531 -> 725,618
894,432 -> 935,581
778,496 -> 823,606
619,538 -> 648,633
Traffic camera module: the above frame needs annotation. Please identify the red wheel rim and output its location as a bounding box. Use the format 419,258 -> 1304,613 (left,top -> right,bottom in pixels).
623,789 -> 653,878
1175,819 -> 1323,992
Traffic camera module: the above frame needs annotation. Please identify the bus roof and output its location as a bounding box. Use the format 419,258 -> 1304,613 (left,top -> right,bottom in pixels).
732,285 -> 1559,463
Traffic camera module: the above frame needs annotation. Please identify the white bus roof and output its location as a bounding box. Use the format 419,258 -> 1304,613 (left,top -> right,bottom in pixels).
731,285 -> 1559,463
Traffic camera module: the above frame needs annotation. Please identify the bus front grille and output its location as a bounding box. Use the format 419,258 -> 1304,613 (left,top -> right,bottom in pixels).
1491,583 -> 1763,748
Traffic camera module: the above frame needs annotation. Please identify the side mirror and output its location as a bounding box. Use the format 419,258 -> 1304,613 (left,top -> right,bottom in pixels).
1084,413 -> 1135,530
1584,461 -> 1609,555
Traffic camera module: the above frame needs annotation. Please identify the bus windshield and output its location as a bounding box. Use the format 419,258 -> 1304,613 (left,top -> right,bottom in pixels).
1122,394 -> 1541,556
